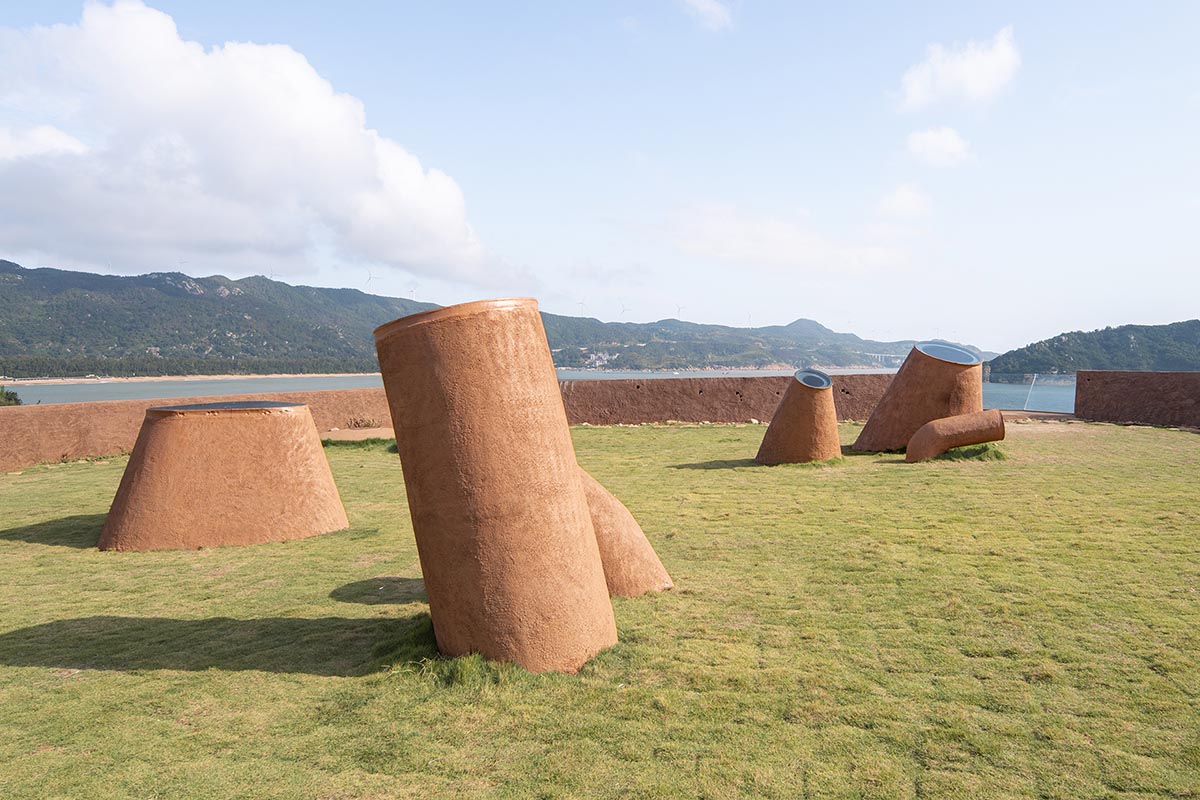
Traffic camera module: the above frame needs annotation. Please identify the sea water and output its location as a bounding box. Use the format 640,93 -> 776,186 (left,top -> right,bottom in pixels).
5,371 -> 1077,413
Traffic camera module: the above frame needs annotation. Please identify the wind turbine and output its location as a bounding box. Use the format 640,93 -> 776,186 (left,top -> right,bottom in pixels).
675,304 -> 685,320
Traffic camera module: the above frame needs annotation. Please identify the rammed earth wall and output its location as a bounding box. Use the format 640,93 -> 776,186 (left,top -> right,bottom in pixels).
1074,370 -> 1200,428
0,374 -> 895,471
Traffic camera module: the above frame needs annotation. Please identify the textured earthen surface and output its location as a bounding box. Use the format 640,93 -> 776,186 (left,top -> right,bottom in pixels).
0,375 -> 894,472
374,298 -> 616,674
99,402 -> 349,551
853,346 -> 983,452
755,372 -> 842,465
1075,371 -> 1200,428
905,409 -> 1006,462
578,467 -> 673,597
0,388 -> 392,473
561,373 -> 892,426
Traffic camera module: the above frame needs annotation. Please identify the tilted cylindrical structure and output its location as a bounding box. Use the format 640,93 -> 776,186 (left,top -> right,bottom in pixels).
99,401 -> 349,551
852,342 -> 983,452
755,369 -> 842,465
578,467 -> 673,598
905,409 -> 1006,462
373,298 -> 617,674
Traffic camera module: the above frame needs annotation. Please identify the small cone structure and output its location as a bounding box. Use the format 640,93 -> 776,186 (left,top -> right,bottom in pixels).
755,369 -> 841,465
373,298 -> 616,674
99,402 -> 348,551
578,467 -> 673,597
905,409 -> 1005,462
852,342 -> 983,452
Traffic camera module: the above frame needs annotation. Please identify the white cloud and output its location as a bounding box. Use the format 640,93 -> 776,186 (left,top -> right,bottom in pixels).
900,26 -> 1020,110
879,184 -> 931,219
0,1 -> 495,282
906,126 -> 972,167
0,125 -> 89,160
673,204 -> 905,274
679,0 -> 732,31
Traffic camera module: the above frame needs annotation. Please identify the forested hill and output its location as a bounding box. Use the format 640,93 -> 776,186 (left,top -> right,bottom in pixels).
988,320 -> 1200,377
0,260 -> 988,378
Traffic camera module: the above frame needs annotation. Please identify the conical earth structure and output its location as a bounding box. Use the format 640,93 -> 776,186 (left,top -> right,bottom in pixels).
852,342 -> 983,452
755,369 -> 842,465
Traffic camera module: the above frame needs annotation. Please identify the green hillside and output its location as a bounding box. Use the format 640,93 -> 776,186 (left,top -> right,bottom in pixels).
0,260 -> 985,378
988,320 -> 1200,379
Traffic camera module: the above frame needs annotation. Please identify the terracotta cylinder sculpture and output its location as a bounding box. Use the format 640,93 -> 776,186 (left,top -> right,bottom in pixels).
373,298 -> 617,674
755,369 -> 842,465
578,467 -> 673,598
99,401 -> 349,551
905,409 -> 1005,462
852,342 -> 983,452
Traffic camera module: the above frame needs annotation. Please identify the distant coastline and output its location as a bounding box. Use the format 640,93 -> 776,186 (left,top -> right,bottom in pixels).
5,365 -> 905,386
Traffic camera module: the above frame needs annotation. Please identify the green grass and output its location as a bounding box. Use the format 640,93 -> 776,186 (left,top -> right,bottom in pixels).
1,420 -> 1198,799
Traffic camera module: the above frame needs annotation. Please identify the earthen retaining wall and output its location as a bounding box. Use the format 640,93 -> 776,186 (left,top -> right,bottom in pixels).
0,374 -> 894,472
1074,370 -> 1200,428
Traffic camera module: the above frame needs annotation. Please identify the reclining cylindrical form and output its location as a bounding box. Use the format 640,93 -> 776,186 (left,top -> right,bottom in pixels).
905,409 -> 1005,462
578,467 -> 673,598
373,298 -> 617,674
99,401 -> 349,551
852,342 -> 983,452
755,369 -> 841,465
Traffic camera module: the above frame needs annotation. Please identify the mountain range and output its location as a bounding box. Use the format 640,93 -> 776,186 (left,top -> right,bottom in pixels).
987,319 -> 1200,378
0,260 -> 993,378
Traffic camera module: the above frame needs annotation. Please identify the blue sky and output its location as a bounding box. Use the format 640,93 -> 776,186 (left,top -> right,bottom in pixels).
1,1 -> 1197,351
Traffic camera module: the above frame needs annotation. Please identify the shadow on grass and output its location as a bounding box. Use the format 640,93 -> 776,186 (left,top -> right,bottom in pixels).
0,614 -> 436,676
669,458 -> 759,470
331,577 -> 426,605
840,444 -> 898,457
0,514 -> 106,548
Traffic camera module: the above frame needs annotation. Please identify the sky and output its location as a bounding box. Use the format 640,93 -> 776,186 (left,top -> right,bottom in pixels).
1,1 -> 1197,352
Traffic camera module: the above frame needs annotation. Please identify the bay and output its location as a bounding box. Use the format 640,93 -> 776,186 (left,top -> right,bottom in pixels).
4,370 -> 1076,413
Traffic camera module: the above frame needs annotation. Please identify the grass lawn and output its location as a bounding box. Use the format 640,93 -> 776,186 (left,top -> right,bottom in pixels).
0,420 -> 1198,799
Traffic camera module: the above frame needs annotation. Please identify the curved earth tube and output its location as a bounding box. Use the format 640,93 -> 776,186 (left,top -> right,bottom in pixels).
905,409 -> 1006,462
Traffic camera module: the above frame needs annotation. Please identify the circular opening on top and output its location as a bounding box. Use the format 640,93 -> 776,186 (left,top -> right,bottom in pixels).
149,401 -> 302,412
915,341 -> 981,365
373,298 -> 535,341
794,368 -> 832,389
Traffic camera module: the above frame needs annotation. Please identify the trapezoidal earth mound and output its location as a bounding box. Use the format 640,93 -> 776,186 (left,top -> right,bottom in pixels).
99,401 -> 349,552
852,342 -> 983,452
755,369 -> 842,465
374,298 -> 617,674
578,467 -> 673,598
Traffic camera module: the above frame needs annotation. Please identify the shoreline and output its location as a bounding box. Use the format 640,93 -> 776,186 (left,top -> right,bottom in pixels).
3,366 -> 903,386
2,367 -> 907,388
